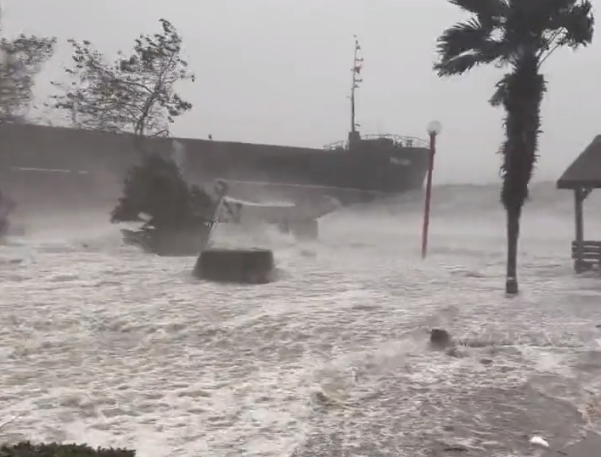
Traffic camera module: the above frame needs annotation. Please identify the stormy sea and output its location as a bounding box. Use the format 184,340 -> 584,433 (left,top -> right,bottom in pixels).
1,181 -> 601,457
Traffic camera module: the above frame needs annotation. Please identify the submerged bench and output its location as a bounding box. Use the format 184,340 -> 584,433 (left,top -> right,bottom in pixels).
571,240 -> 601,273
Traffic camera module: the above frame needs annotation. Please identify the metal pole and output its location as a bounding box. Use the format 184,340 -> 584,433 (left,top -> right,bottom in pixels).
421,132 -> 436,259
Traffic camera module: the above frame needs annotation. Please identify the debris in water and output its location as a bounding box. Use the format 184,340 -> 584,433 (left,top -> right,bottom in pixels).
579,396 -> 600,426
529,436 -> 549,448
310,387 -> 349,409
445,345 -> 468,358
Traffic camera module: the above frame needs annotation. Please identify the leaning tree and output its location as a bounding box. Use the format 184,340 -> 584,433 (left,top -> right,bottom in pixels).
50,19 -> 218,254
0,7 -> 55,219
434,0 -> 594,294
0,34 -> 55,123
50,18 -> 194,144
0,4 -> 55,123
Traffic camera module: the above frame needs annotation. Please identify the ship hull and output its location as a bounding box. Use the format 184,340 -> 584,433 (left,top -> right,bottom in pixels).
0,124 -> 429,212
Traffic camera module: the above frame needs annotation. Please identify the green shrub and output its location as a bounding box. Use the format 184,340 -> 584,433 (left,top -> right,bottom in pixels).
0,442 -> 135,457
110,152 -> 215,230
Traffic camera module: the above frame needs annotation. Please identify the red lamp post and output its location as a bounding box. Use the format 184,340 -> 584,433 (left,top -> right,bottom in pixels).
421,120 -> 442,259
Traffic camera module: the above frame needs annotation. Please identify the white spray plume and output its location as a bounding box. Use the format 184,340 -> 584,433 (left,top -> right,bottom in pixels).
171,139 -> 186,174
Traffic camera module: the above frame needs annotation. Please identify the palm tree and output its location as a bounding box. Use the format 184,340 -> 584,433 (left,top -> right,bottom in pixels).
434,0 -> 594,294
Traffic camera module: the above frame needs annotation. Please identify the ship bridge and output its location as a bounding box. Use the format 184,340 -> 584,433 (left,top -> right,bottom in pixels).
323,134 -> 429,151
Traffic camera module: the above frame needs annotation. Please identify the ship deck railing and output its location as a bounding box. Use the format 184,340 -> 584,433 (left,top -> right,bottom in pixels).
323,134 -> 429,151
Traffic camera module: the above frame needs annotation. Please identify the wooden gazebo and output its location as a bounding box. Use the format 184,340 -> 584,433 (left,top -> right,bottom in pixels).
557,135 -> 601,273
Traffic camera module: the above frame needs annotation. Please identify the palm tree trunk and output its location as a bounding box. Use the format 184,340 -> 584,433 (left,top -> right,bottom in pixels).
498,56 -> 545,295
505,204 -> 521,294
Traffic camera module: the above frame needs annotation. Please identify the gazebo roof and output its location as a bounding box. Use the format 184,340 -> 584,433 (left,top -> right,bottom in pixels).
557,135 -> 601,189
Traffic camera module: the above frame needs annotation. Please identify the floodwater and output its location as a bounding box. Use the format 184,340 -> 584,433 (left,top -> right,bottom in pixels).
1,182 -> 601,457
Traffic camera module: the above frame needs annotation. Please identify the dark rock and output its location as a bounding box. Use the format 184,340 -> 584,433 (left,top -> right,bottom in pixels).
430,328 -> 452,349
193,248 -> 275,283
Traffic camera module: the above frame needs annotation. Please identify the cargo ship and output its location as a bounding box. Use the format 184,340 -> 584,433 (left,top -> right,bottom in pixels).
0,37 -> 430,211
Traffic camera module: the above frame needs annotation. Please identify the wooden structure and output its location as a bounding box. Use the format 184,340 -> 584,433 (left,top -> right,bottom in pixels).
557,135 -> 601,272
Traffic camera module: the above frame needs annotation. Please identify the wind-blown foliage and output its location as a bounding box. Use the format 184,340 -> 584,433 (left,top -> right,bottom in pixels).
51,19 -> 199,253
0,25 -> 55,122
111,153 -> 214,229
0,442 -> 135,457
51,19 -> 194,140
110,152 -> 218,256
434,0 -> 594,293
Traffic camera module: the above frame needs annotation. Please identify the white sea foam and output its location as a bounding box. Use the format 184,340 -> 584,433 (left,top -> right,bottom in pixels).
1,183 -> 601,456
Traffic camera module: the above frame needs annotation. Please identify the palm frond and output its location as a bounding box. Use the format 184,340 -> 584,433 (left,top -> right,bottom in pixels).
449,0 -> 509,18
534,0 -> 594,66
434,37 -> 507,76
489,73 -> 510,106
434,53 -> 486,76
539,0 -> 580,25
436,19 -> 494,60
554,1 -> 595,47
525,0 -> 594,47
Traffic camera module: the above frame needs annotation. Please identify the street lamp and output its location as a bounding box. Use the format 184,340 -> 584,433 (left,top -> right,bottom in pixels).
427,121 -> 442,136
421,120 -> 442,259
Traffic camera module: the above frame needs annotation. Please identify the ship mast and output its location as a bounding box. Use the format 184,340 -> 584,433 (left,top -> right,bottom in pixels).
349,36 -> 363,143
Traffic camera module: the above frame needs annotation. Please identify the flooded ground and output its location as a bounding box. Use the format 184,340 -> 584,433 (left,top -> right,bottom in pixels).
1,183 -> 601,457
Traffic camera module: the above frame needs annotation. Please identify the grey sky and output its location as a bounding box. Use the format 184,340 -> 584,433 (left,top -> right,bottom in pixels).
3,0 -> 600,184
